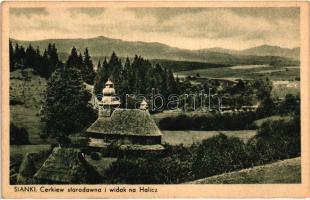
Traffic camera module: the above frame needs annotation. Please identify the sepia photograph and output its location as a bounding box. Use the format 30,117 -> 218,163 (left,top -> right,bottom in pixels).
1,1 -> 310,198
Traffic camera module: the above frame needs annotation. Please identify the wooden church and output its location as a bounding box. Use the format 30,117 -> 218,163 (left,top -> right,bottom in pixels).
86,80 -> 164,151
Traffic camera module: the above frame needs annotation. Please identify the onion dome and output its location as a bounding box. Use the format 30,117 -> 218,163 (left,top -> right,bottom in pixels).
105,80 -> 113,87
102,80 -> 115,96
103,87 -> 115,96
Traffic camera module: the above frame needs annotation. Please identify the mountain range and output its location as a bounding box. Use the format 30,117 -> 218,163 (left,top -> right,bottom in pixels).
10,36 -> 300,65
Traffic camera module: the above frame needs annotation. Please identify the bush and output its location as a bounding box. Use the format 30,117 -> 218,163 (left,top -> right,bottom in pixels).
158,112 -> 257,130
247,119 -> 300,165
192,134 -> 248,179
105,144 -> 195,184
90,152 -> 100,160
277,94 -> 300,115
10,123 -> 29,145
101,142 -> 120,157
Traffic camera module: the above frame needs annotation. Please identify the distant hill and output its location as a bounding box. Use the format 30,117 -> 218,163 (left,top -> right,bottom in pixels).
241,45 -> 299,60
201,45 -> 300,60
187,157 -> 301,184
11,36 -> 299,67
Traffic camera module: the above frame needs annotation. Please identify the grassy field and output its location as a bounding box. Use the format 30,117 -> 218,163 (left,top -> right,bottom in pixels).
10,69 -> 47,144
10,105 -> 43,144
162,130 -> 256,146
188,157 -> 301,184
175,65 -> 300,81
10,69 -> 46,108
253,115 -> 292,127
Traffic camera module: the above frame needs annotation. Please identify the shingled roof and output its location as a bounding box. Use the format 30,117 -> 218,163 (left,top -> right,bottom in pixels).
33,148 -> 101,184
87,109 -> 162,136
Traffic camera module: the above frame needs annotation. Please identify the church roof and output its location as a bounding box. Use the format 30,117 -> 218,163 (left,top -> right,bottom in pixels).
87,109 -> 162,136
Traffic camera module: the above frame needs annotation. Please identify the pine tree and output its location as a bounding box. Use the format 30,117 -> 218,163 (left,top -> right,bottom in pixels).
40,49 -> 50,78
97,60 -> 101,71
167,69 -> 177,94
109,51 -> 122,91
94,57 -> 111,95
24,44 -> 36,68
118,57 -> 131,104
82,48 -> 96,84
66,47 -> 80,69
9,40 -> 15,71
15,44 -> 26,69
48,43 -> 60,70
41,67 -> 97,143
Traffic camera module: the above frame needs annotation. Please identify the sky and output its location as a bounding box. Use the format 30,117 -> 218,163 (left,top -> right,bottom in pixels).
9,7 -> 300,50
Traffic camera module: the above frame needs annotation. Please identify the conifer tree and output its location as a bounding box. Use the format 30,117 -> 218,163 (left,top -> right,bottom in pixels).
82,48 -> 96,85
118,57 -> 131,104
66,47 -> 80,69
109,51 -> 122,91
25,44 -> 36,68
48,43 -> 60,70
9,40 -> 15,71
94,57 -> 111,95
167,69 -> 177,94
41,68 -> 97,143
41,49 -> 50,78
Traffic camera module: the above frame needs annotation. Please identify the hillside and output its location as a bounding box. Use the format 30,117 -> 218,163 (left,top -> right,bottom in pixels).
199,45 -> 299,60
11,36 -> 299,66
10,69 -> 47,144
188,157 -> 301,184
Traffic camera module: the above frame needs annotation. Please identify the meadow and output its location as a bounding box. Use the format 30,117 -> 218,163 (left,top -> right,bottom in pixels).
189,157 -> 301,184
10,69 -> 47,144
175,65 -> 300,81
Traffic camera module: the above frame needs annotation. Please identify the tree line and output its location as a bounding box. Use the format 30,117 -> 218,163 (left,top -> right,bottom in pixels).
94,52 -> 179,106
9,41 -> 95,84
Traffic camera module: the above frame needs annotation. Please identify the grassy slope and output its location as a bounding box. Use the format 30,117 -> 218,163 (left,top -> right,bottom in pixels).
10,69 -> 47,144
188,157 -> 301,184
162,130 -> 256,146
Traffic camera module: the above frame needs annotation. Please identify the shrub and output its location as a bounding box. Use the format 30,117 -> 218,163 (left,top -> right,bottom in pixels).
105,144 -> 195,184
101,142 -> 120,157
158,112 -> 257,130
10,123 -> 29,145
90,152 -> 100,160
192,134 -> 249,179
247,119 -> 300,165
277,94 -> 300,115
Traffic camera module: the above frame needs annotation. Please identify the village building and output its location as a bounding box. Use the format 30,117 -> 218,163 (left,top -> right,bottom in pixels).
16,148 -> 101,184
86,80 -> 164,151
33,148 -> 101,184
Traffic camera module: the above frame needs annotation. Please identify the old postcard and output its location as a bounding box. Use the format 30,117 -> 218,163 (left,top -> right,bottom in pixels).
1,1 -> 310,198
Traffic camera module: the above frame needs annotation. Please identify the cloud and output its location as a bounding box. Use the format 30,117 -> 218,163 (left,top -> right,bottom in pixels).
68,7 -> 105,17
9,7 -> 300,50
10,7 -> 48,18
